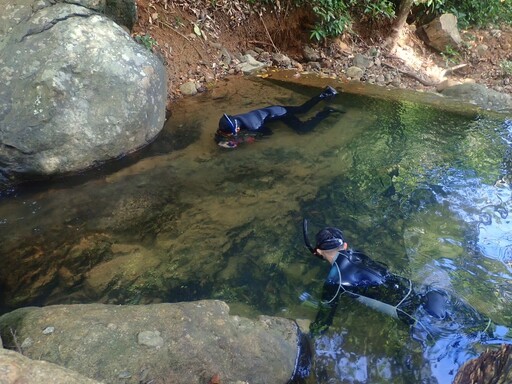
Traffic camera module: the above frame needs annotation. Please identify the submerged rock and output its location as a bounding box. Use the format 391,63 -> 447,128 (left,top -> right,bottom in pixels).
454,344 -> 512,384
0,301 -> 300,384
440,83 -> 512,112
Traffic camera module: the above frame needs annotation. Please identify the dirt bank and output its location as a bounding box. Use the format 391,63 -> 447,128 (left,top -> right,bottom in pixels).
132,0 -> 512,110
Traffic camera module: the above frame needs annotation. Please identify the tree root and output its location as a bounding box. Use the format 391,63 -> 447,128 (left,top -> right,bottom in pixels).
382,61 -> 468,87
382,61 -> 437,86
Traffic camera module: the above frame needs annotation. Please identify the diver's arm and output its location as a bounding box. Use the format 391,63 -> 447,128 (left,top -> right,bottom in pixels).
309,281 -> 341,336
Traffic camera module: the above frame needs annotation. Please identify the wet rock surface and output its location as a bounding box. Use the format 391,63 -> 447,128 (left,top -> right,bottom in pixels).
0,301 -> 300,384
439,82 -> 512,112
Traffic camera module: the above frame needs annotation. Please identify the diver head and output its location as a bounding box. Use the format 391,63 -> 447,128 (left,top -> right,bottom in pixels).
315,227 -> 345,251
218,114 -> 240,136
314,227 -> 347,263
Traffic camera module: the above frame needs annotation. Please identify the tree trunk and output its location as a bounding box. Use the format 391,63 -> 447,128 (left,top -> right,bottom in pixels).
384,0 -> 414,51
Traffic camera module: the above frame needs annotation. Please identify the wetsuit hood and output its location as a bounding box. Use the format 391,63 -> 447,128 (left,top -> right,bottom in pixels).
219,113 -> 239,135
315,227 -> 345,250
303,219 -> 345,259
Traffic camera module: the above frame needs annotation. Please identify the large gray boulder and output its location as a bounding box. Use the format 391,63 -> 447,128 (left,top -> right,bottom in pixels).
0,301 -> 300,384
0,0 -> 166,180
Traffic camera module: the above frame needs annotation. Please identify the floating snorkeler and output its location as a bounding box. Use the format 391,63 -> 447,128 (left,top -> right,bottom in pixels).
301,219 -> 506,346
214,86 -> 342,148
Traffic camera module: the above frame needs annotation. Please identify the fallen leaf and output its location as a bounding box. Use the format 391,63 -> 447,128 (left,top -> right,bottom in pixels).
193,24 -> 201,37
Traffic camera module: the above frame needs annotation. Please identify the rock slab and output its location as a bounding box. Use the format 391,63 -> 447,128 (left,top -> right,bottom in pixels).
440,83 -> 512,112
0,301 -> 299,384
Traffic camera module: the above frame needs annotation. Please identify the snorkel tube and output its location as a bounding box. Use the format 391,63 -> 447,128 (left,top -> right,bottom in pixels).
222,114 -> 238,135
303,219 -> 321,258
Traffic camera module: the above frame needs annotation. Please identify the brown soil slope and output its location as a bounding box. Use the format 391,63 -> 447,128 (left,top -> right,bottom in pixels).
132,0 -> 512,109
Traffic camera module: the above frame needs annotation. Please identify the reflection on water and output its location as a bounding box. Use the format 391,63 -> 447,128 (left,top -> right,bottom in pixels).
1,77 -> 512,383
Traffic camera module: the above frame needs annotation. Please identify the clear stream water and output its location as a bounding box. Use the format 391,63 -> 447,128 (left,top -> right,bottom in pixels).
1,76 -> 511,383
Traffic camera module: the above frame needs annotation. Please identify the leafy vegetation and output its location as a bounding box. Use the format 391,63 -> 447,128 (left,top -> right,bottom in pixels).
134,34 -> 158,51
440,45 -> 461,66
501,60 -> 512,77
309,0 -> 354,41
439,0 -> 512,28
307,0 -> 396,41
269,0 -> 512,42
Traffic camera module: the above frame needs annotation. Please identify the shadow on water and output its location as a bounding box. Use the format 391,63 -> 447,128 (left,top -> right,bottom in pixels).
1,76 -> 512,382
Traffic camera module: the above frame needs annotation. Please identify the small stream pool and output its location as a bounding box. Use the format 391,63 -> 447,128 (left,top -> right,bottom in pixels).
1,76 -> 511,383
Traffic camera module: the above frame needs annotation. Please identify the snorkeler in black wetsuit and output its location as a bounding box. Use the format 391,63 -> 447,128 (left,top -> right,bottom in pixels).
302,220 -> 494,342
215,86 -> 341,148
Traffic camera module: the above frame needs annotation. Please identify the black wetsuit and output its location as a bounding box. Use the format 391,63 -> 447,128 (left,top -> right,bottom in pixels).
309,248 -> 500,351
301,220 -> 496,342
310,249 -> 426,336
215,86 -> 340,148
293,220 -> 508,383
